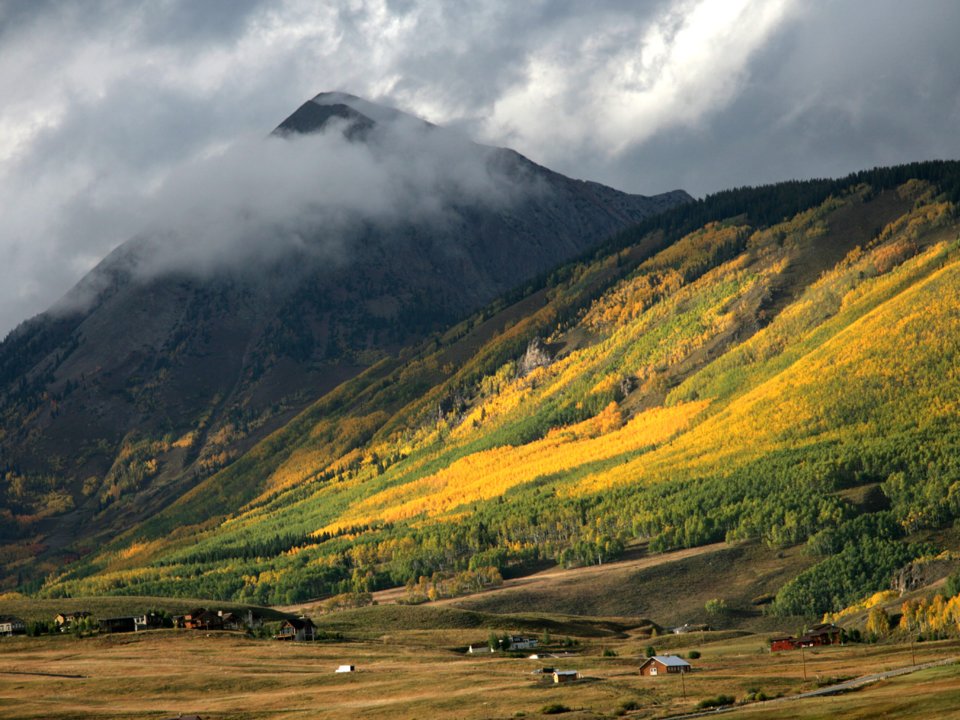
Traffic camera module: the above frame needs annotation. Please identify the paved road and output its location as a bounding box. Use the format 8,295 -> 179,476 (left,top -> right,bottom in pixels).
792,655 -> 957,699
663,656 -> 958,719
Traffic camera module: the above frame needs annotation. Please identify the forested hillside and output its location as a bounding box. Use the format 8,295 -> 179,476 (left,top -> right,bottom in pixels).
21,161 -> 960,618
0,93 -> 688,582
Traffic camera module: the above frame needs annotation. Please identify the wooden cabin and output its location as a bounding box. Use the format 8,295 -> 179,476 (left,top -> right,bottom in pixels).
770,635 -> 797,652
275,617 -> 316,642
639,655 -> 691,676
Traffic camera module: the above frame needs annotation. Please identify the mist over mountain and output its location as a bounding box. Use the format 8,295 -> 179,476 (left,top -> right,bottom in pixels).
0,92 -> 689,568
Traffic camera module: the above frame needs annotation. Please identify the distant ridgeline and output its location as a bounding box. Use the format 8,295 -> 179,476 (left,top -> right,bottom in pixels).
14,160 -> 960,617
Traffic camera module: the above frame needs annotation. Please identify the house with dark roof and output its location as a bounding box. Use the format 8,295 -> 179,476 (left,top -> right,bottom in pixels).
508,635 -> 538,650
99,616 -> 137,634
770,623 -> 843,652
0,616 -> 26,636
770,635 -> 797,652
134,613 -> 164,631
219,611 -> 245,631
799,623 -> 843,647
639,655 -> 692,676
183,609 -> 224,631
275,617 -> 316,642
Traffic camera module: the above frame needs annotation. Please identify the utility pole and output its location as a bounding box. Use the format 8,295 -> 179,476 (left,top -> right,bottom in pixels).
801,645 -> 807,681
680,667 -> 686,700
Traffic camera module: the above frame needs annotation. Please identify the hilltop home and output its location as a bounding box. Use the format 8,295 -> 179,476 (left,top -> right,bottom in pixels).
639,655 -> 691,676
335,665 -> 356,673
0,616 -> 26,636
275,617 -> 316,642
553,670 -> 580,683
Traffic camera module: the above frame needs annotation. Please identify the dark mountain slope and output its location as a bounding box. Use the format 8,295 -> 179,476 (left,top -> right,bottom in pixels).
0,92 -> 689,580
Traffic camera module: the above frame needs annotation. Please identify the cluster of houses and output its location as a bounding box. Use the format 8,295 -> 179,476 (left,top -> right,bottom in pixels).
0,608 -> 286,637
770,623 -> 843,652
530,654 -> 693,684
174,608 -> 259,632
1,612 -> 96,635
0,606 -> 333,644
96,608 -> 263,634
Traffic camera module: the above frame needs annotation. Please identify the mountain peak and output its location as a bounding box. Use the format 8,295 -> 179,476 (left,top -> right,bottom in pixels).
273,91 -> 432,138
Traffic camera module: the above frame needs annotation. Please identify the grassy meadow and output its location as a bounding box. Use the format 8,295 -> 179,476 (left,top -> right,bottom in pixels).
0,611 -> 957,719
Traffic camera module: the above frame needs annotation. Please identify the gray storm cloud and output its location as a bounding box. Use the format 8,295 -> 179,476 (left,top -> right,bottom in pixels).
124,118 -> 519,281
1,0 -> 959,337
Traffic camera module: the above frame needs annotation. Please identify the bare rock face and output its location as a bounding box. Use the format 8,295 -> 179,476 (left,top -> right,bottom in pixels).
519,337 -> 553,376
892,553 -> 960,595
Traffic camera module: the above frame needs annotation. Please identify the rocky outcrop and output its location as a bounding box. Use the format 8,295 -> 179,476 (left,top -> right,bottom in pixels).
519,337 -> 554,376
892,552 -> 960,595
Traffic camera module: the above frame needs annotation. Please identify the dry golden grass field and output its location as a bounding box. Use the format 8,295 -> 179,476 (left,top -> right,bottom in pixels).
0,611 -> 958,720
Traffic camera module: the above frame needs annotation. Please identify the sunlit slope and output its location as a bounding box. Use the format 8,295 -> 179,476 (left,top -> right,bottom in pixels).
41,166 -> 960,605
579,236 -> 960,492
278,185 -> 957,534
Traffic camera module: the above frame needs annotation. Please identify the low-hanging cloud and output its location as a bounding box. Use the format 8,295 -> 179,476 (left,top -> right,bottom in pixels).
2,0 -> 960,337
130,116 -> 521,279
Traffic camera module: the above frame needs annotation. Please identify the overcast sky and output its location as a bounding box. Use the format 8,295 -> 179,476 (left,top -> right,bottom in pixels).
1,0 -> 959,338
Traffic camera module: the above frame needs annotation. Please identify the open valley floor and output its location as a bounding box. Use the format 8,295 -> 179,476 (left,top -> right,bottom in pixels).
0,616 -> 958,719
